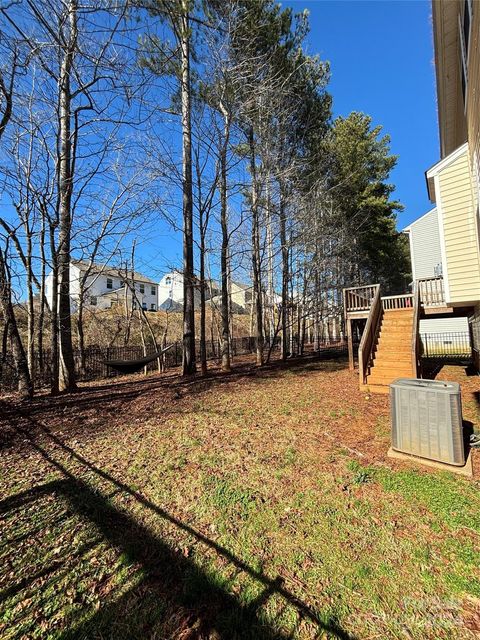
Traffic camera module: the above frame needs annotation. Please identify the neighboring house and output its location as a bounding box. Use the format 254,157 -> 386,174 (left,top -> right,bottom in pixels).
157,271 -> 206,311
45,261 -> 158,312
230,281 -> 253,314
403,208 -> 443,281
344,0 -> 480,391
158,271 -> 253,314
206,280 -> 254,315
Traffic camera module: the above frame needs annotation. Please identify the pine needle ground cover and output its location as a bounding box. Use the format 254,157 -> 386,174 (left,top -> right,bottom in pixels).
1,358 -> 480,639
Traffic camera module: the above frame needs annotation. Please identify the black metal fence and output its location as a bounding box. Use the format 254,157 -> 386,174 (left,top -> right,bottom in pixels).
420,332 -> 472,360
0,336 -> 350,393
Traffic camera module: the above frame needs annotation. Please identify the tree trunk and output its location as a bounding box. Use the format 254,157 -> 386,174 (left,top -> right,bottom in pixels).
0,250 -> 33,399
248,127 -> 264,366
57,0 -> 78,392
220,110 -> 231,372
199,233 -> 207,376
279,181 -> 288,361
49,225 -> 60,395
77,294 -> 86,376
37,217 -> 46,377
180,3 -> 196,375
25,231 -> 35,381
265,178 -> 275,344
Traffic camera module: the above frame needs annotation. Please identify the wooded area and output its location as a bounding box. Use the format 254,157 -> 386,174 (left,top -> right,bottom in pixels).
0,0 -> 410,398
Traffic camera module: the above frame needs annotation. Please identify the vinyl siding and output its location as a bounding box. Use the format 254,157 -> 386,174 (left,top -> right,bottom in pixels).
409,209 -> 442,279
437,148 -> 480,304
419,317 -> 469,334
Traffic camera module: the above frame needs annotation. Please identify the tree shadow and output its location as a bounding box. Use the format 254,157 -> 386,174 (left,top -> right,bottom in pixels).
0,418 -> 356,640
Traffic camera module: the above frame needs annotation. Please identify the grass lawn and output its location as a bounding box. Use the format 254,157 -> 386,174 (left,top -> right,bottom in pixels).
1,355 -> 480,639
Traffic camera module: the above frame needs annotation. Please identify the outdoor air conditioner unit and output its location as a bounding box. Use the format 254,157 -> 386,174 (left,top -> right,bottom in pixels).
390,378 -> 465,466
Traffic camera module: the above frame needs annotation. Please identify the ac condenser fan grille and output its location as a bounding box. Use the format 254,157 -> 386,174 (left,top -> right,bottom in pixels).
390,379 -> 464,466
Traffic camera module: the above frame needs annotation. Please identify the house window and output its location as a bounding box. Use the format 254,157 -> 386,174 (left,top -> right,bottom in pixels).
139,283 -> 145,294
165,276 -> 171,285
142,302 -> 147,310
150,303 -> 156,311
151,285 -> 156,295
106,277 -> 113,289
90,296 -> 97,306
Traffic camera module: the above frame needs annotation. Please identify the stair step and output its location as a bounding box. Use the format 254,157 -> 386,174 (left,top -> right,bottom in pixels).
372,360 -> 412,368
378,328 -> 413,335
369,370 -> 414,379
369,362 -> 414,371
381,317 -> 414,323
380,320 -> 413,328
367,375 -> 412,385
374,348 -> 412,356
371,357 -> 412,365
361,383 -> 390,395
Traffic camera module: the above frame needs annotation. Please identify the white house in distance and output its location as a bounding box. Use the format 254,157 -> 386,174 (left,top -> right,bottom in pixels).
158,271 -> 192,311
45,260 -> 158,312
158,270 -> 252,313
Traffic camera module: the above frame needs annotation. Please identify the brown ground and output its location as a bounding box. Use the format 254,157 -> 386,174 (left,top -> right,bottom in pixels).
2,354 -> 480,639
4,354 -> 477,474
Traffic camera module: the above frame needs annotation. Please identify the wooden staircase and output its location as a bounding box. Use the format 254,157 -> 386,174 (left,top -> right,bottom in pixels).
364,308 -> 416,393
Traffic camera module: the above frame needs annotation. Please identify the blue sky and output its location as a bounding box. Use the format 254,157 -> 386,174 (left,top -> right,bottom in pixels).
4,1 -> 440,289
294,0 -> 439,229
135,0 -> 439,280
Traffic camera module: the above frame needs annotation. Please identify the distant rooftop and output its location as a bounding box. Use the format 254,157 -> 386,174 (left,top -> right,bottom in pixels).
72,260 -> 157,285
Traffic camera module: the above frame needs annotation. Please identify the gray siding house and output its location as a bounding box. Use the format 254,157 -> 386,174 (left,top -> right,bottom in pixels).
404,208 -> 470,344
403,208 -> 443,280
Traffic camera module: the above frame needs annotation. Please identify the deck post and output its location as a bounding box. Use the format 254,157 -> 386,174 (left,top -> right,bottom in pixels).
347,317 -> 354,371
343,288 -> 355,371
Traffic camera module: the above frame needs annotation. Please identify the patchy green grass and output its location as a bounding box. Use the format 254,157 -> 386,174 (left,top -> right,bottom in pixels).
1,358 -> 480,639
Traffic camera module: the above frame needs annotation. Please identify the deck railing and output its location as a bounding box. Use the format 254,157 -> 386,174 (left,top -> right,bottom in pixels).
358,285 -> 382,384
420,332 -> 471,359
418,276 -> 445,307
344,284 -> 379,313
381,294 -> 414,311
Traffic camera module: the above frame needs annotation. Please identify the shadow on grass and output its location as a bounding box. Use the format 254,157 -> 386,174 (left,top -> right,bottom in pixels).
0,417 -> 356,640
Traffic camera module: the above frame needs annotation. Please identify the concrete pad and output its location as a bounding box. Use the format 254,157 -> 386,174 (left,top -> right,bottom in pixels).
387,447 -> 473,477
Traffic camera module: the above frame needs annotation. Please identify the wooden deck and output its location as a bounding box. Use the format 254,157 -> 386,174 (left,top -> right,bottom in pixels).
344,279 -> 446,393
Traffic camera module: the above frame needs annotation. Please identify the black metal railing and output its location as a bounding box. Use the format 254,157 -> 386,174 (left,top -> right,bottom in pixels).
0,336 -> 352,393
420,332 -> 471,360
